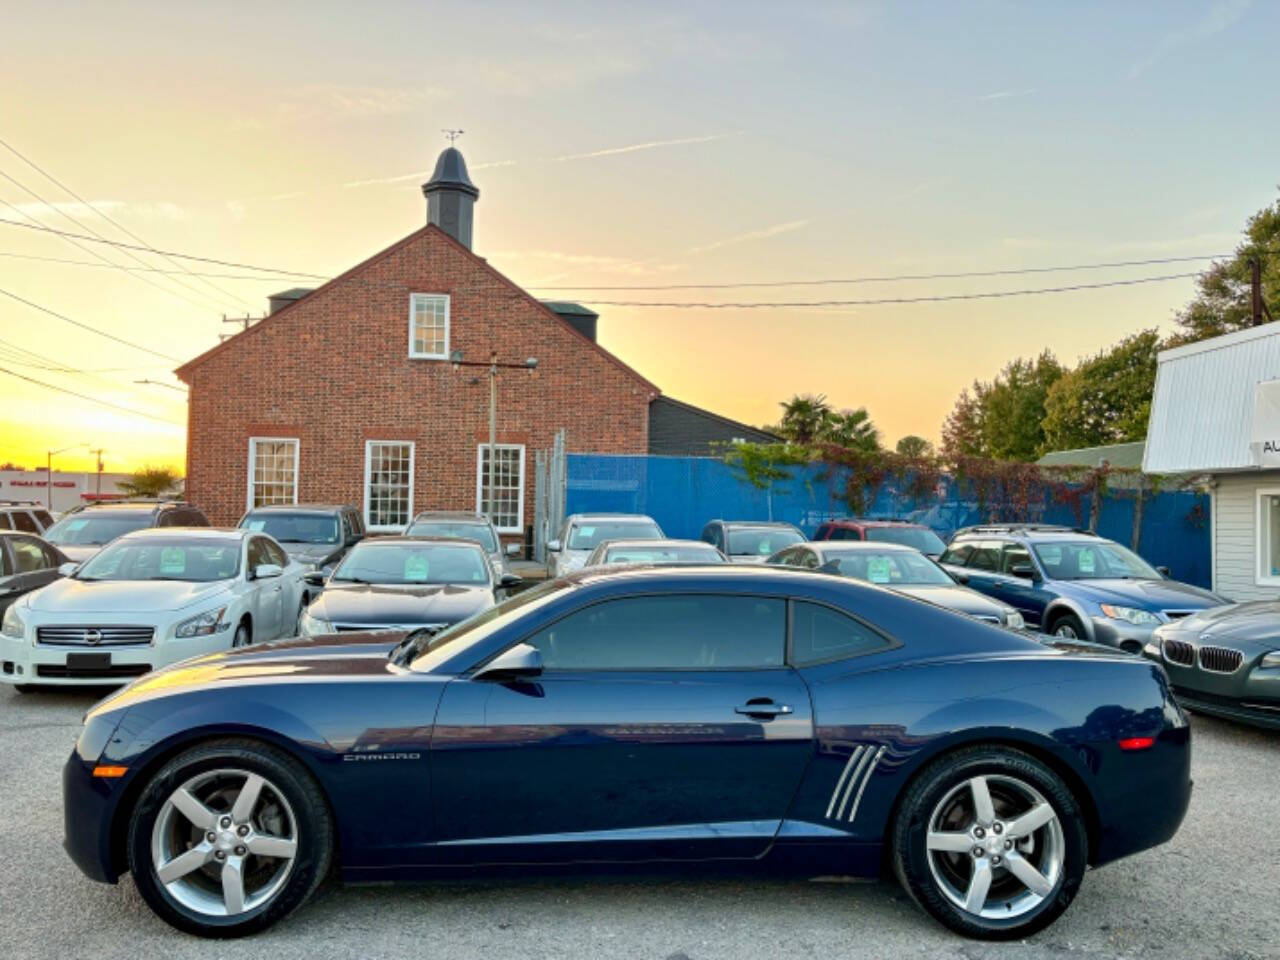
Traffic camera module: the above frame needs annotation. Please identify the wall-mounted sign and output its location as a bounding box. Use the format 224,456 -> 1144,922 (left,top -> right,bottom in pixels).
1252,379 -> 1280,467
10,480 -> 75,488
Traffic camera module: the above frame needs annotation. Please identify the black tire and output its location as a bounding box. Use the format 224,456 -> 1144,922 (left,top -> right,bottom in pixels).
126,738 -> 333,938
891,745 -> 1088,940
1047,612 -> 1086,641
232,620 -> 251,648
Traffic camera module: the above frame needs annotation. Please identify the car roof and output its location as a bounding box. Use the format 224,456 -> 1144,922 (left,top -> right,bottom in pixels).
409,511 -> 492,523
952,525 -> 1100,543
824,518 -> 929,528
563,563 -> 847,589
600,538 -> 718,550
245,503 -> 351,514
354,536 -> 488,550
567,513 -> 658,522
119,527 -> 248,541
813,541 -> 918,553
716,520 -> 801,530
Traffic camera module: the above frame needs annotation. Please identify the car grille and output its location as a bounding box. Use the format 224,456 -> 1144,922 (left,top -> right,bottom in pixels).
36,626 -> 154,647
1198,645 -> 1243,673
36,663 -> 151,679
1162,638 -> 1195,666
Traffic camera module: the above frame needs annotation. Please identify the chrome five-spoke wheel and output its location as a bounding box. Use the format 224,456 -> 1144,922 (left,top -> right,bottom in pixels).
151,768 -> 298,918
925,774 -> 1064,919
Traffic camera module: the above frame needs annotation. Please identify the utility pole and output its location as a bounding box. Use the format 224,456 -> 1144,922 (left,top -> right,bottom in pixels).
1251,258 -> 1264,327
90,448 -> 105,497
46,443 -> 87,509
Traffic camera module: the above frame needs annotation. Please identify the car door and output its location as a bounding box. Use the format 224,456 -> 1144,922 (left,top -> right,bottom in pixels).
0,536 -> 61,614
990,542 -> 1052,627
247,536 -> 284,638
955,539 -> 1004,599
429,592 -> 815,864
262,536 -> 302,634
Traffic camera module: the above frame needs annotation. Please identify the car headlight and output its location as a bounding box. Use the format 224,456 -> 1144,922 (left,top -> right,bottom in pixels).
1099,604 -> 1160,626
299,611 -> 330,636
174,607 -> 229,638
1005,610 -> 1025,630
1262,651 -> 1280,669
1,603 -> 25,639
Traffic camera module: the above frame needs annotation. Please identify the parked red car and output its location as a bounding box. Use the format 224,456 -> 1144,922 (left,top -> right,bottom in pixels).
812,518 -> 946,558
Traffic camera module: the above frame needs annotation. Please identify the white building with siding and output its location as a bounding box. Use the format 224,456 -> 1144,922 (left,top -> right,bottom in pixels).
1144,324 -> 1280,600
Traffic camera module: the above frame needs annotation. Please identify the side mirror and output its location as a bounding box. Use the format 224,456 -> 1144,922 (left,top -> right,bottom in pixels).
546,539 -> 561,553
253,563 -> 283,580
1010,563 -> 1039,581
506,543 -> 521,557
303,570 -> 327,588
498,573 -> 523,589
1156,565 -> 1171,578
475,642 -> 543,681
58,562 -> 79,577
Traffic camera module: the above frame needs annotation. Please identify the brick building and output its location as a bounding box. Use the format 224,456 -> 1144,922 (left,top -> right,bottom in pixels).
176,146 -> 767,538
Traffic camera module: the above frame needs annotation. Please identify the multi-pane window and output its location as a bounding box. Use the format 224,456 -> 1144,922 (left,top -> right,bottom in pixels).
1259,490 -> 1280,585
476,444 -> 524,533
365,441 -> 414,531
409,293 -> 449,359
247,438 -> 298,509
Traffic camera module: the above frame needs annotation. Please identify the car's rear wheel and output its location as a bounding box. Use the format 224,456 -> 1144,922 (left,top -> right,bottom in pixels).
1048,613 -> 1086,640
891,746 -> 1087,940
127,738 -> 333,937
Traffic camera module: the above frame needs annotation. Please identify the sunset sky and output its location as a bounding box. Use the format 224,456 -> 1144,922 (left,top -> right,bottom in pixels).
2,0 -> 1277,474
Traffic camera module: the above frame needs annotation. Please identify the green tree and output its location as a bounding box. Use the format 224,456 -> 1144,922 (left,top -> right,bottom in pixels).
118,465 -> 182,498
1040,330 -> 1160,452
824,407 -> 880,452
941,385 -> 988,459
1173,192 -> 1279,344
777,394 -> 832,444
895,435 -> 934,458
981,352 -> 1063,460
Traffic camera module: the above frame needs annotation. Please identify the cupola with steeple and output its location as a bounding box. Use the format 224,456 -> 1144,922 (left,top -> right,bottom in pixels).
422,145 -> 479,249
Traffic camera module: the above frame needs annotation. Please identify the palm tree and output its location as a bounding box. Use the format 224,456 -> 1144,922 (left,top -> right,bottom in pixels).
118,465 -> 182,498
778,394 -> 833,445
824,408 -> 880,452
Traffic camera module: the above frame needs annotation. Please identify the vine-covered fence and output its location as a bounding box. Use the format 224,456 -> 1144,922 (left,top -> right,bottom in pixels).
564,453 -> 1211,587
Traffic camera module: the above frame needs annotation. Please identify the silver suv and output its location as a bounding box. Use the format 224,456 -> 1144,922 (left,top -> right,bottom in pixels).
0,501 -> 55,536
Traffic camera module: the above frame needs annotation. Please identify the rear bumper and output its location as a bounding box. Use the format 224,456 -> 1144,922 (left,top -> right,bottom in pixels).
1091,725 -> 1192,866
62,751 -> 121,883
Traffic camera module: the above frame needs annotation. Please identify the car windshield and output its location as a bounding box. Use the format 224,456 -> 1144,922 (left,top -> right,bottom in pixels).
603,545 -> 725,564
76,539 -> 241,582
332,542 -> 490,585
864,526 -> 946,554
44,513 -> 151,546
727,527 -> 804,556
1032,540 -> 1161,580
567,521 -> 662,550
404,521 -> 498,552
827,550 -> 953,586
241,512 -> 340,545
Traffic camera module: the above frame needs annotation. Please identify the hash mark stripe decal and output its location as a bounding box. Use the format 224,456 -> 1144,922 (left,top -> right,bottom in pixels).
824,746 -> 865,820
834,747 -> 874,821
847,745 -> 886,824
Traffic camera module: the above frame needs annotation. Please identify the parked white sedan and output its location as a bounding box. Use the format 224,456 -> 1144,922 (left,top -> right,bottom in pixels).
0,528 -> 305,690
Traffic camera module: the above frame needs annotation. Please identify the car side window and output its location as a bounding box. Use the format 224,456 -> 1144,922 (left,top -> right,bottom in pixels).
0,513 -> 10,530
11,510 -> 38,533
798,549 -> 820,569
1001,543 -> 1033,574
790,601 -> 891,665
525,595 -> 786,670
33,509 -> 53,528
10,536 -> 48,573
262,539 -> 287,567
966,541 -> 1001,571
187,509 -> 211,527
0,542 -> 10,576
815,523 -> 831,540
833,527 -> 861,541
247,538 -> 270,572
938,542 -> 972,565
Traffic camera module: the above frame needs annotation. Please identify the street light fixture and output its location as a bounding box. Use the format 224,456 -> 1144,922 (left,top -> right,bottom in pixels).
46,443 -> 89,509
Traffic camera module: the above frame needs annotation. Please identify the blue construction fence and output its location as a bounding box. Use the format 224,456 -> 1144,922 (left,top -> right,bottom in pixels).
565,454 -> 1211,588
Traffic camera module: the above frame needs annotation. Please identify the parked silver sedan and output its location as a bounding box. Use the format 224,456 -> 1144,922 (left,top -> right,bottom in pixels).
404,511 -> 518,582
584,538 -> 726,567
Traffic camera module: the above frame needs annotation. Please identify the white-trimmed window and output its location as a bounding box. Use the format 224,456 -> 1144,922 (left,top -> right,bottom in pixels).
476,444 -> 525,533
247,437 -> 298,510
1258,488 -> 1280,586
409,293 -> 449,359
365,441 -> 414,531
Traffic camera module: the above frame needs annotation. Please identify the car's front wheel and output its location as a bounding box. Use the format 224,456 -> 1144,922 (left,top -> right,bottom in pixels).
127,738 -> 333,937
891,746 -> 1088,940
1048,613 -> 1086,640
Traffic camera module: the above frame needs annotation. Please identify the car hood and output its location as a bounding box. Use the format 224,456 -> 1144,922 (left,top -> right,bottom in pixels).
90,631 -> 408,716
27,577 -> 231,614
557,550 -> 591,573
1159,601 -> 1280,648
894,584 -> 1010,618
311,582 -> 492,626
1058,578 -> 1225,610
56,544 -> 102,563
278,542 -> 342,565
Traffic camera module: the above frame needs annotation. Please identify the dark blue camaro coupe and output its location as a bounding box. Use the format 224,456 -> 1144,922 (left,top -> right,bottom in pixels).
63,566 -> 1191,940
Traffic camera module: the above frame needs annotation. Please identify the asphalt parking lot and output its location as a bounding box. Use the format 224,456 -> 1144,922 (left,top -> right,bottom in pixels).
2,685 -> 1276,960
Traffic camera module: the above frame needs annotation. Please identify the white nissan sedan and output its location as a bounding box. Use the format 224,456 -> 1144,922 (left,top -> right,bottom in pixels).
0,528 -> 305,691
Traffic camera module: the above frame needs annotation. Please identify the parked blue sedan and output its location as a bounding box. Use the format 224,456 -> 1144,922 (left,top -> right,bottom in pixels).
63,565 -> 1191,940
939,525 -> 1227,652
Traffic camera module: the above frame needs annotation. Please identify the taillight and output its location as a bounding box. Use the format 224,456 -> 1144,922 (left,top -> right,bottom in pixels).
1117,736 -> 1155,751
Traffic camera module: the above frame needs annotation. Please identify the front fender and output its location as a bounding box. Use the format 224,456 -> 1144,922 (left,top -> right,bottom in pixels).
1043,597 -> 1096,639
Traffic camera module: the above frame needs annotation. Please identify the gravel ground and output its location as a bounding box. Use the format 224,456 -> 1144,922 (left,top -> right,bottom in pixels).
1,684 -> 1276,960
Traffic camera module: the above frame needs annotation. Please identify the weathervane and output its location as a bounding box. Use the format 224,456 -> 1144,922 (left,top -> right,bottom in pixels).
442,129 -> 464,145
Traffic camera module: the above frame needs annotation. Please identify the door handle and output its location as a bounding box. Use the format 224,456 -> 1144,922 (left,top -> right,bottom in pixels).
735,701 -> 793,718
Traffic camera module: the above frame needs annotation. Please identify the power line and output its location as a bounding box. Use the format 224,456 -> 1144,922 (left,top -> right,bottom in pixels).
0,249 -> 312,281
0,284 -> 182,361
574,272 -> 1201,309
0,135 -> 255,310
0,217 -> 329,278
0,366 -> 183,426
0,170 -> 230,313
527,254 -> 1227,291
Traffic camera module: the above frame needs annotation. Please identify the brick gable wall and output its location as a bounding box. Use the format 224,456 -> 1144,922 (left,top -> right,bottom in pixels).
180,226 -> 654,530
